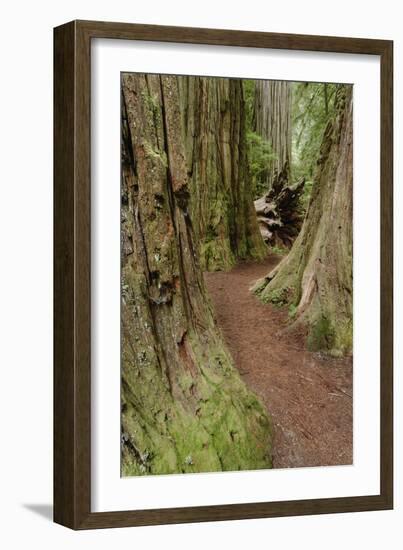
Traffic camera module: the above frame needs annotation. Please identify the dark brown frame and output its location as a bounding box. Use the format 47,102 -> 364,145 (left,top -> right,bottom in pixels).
54,19 -> 393,530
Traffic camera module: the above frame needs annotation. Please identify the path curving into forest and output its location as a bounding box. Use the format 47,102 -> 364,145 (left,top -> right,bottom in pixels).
204,255 -> 353,469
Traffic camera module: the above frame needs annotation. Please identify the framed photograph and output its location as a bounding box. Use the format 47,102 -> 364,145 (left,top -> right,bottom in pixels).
54,20 -> 393,529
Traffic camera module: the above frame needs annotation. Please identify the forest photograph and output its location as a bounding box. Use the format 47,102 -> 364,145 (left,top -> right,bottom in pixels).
120,73 -> 353,477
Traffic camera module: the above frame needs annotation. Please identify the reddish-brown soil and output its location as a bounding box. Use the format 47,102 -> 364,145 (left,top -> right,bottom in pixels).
204,255 -> 353,469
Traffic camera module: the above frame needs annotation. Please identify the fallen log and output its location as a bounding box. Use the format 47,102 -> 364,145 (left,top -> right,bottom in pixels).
254,173 -> 305,249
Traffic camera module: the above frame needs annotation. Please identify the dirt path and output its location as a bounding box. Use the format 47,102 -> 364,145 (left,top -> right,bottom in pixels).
204,255 -> 353,469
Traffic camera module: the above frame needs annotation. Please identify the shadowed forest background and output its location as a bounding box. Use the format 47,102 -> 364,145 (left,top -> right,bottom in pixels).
121,74 -> 353,476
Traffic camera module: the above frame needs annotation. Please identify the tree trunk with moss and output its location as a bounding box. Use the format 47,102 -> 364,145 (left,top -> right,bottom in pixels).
253,86 -> 353,356
121,73 -> 272,476
253,80 -> 292,190
178,76 -> 266,271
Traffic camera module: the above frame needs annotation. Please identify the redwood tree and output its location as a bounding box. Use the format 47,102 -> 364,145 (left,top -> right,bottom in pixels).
179,76 -> 266,271
253,80 -> 292,189
253,85 -> 353,356
121,73 -> 272,476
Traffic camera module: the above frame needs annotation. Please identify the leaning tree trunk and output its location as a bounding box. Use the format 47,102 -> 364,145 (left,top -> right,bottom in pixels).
253,86 -> 353,357
253,80 -> 292,190
179,76 -> 267,271
121,73 -> 272,476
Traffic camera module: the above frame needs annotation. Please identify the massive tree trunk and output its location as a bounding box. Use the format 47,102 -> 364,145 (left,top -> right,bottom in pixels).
179,76 -> 267,271
121,73 -> 272,476
253,80 -> 292,190
253,86 -> 353,356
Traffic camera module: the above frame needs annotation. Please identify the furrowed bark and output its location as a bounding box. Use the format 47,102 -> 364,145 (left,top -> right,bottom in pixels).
179,76 -> 267,271
253,80 -> 292,190
121,73 -> 272,475
253,86 -> 353,356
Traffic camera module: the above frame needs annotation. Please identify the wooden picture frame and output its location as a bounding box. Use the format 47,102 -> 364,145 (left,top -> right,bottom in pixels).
54,19 -> 393,529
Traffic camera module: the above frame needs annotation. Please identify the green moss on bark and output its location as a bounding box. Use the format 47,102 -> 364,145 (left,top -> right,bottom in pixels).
122,329 -> 272,476
253,86 -> 353,357
178,76 -> 267,272
121,73 -> 272,476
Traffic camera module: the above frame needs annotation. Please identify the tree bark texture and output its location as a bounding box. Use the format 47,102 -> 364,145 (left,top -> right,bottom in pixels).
253,86 -> 353,356
179,76 -> 267,271
253,80 -> 292,190
121,73 -> 272,475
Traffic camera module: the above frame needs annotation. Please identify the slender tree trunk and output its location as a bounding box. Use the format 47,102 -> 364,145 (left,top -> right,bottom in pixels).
179,76 -> 266,271
121,73 -> 272,475
253,80 -> 292,190
253,86 -> 353,356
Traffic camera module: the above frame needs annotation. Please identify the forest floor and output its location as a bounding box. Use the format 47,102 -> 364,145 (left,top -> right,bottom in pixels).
204,254 -> 353,469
